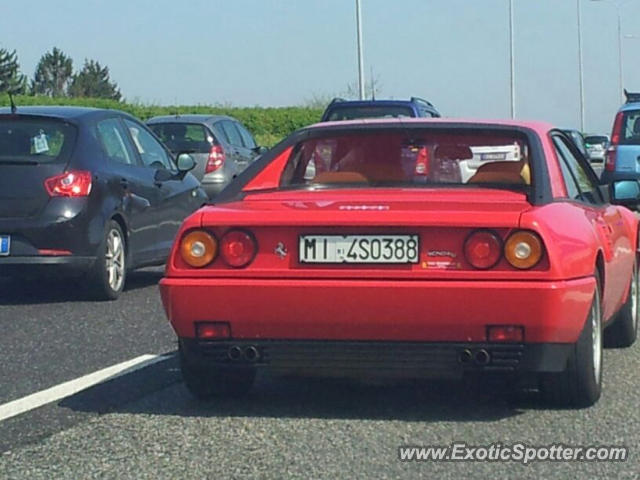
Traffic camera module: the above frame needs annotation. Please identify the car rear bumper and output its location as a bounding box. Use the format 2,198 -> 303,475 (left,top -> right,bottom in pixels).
0,255 -> 95,276
160,276 -> 596,344
178,337 -> 573,378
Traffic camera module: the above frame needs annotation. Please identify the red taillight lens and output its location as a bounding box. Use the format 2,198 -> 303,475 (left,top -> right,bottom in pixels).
487,325 -> 524,342
464,230 -> 502,269
220,230 -> 257,268
44,170 -> 92,197
205,145 -> 226,173
605,146 -> 617,171
196,322 -> 231,340
611,111 -> 624,145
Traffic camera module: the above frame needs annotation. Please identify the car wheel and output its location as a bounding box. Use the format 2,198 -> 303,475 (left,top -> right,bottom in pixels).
179,347 -> 255,400
539,272 -> 603,408
604,256 -> 638,348
90,220 -> 127,300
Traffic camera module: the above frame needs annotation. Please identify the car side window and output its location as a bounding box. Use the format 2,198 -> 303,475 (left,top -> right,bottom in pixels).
236,123 -> 256,149
220,120 -> 243,147
553,136 -> 601,204
96,118 -> 136,165
212,123 -> 229,144
123,119 -> 174,170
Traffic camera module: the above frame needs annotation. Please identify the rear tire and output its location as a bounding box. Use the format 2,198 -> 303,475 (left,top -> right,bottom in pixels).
539,273 -> 603,408
89,220 -> 126,301
180,346 -> 255,400
604,256 -> 638,348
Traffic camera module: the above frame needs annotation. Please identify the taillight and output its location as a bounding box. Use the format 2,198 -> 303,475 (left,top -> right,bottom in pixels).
414,147 -> 430,176
605,147 -> 617,171
606,111 -> 624,172
220,230 -> 257,268
44,170 -> 92,197
504,231 -> 543,269
196,322 -> 231,340
180,230 -> 218,268
205,145 -> 226,173
464,230 -> 502,269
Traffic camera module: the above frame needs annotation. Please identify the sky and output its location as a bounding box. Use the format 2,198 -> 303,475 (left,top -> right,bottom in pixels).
2,0 -> 640,133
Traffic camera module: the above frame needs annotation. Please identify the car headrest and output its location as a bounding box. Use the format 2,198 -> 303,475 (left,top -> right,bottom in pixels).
633,118 -> 640,135
468,161 -> 530,185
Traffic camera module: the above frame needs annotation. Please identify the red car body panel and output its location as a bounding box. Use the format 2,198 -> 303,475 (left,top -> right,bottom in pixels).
160,119 -> 638,379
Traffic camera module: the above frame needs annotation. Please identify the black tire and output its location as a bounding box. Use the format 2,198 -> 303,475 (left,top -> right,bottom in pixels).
604,256 -> 638,348
180,347 -> 255,400
539,273 -> 603,408
89,220 -> 127,301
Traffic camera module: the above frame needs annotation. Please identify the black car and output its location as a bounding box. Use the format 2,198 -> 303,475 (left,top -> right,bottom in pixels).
320,97 -> 441,122
0,106 -> 207,299
147,115 -> 265,198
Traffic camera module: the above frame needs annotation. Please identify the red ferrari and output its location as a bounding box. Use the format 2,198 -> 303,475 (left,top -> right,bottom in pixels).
160,119 -> 639,407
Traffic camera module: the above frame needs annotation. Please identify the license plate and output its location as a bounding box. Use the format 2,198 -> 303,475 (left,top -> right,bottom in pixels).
299,235 -> 419,264
481,152 -> 507,161
0,235 -> 9,256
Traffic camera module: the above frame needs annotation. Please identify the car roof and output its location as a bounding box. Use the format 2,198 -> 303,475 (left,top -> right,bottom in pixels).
310,117 -> 555,136
620,102 -> 640,112
146,114 -> 234,125
0,105 -> 114,120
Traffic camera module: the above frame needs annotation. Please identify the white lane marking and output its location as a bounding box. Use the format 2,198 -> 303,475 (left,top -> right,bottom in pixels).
0,353 -> 170,423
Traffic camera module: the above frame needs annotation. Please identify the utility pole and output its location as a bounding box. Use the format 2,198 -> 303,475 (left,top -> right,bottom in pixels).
356,0 -> 365,100
577,0 -> 586,131
509,0 -> 516,118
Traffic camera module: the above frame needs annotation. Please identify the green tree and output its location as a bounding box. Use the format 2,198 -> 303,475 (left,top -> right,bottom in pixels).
68,59 -> 121,101
31,47 -> 73,96
0,48 -> 27,94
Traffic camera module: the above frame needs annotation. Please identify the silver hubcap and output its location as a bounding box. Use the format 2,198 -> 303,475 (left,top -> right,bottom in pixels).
105,229 -> 125,292
592,288 -> 602,384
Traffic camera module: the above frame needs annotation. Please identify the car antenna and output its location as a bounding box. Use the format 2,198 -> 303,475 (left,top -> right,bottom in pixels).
8,92 -> 17,114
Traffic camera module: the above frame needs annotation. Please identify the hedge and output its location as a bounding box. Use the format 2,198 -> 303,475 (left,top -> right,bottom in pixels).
0,95 -> 323,146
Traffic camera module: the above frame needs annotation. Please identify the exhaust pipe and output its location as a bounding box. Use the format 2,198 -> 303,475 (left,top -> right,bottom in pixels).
244,346 -> 260,362
458,349 -> 473,364
228,345 -> 243,361
474,349 -> 491,366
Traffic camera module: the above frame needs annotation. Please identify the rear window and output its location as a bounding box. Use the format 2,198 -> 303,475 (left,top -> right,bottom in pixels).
281,130 -> 531,191
584,135 -> 608,146
149,122 -> 213,154
0,118 -> 76,164
620,110 -> 640,145
326,106 -> 414,121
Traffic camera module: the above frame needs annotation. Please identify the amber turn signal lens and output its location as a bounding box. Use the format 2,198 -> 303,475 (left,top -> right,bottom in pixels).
504,231 -> 543,269
180,231 -> 217,268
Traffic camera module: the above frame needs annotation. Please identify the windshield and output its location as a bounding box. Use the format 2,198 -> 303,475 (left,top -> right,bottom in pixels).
281,130 -> 531,191
149,122 -> 213,154
327,106 -> 414,121
0,118 -> 76,164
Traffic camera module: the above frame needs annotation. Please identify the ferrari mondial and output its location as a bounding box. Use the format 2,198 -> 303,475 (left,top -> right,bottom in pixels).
160,118 -> 639,407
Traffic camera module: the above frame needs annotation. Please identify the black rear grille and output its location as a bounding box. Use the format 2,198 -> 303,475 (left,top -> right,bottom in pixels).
195,340 -> 526,378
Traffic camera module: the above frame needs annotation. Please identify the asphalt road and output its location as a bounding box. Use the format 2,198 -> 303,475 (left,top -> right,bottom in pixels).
0,269 -> 639,479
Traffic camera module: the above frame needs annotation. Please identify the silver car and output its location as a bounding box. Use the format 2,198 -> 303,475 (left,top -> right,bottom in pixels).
584,135 -> 609,163
147,115 -> 265,198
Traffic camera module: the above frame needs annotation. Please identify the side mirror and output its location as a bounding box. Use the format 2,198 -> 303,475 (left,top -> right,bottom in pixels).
611,180 -> 640,208
252,146 -> 268,156
176,153 -> 196,173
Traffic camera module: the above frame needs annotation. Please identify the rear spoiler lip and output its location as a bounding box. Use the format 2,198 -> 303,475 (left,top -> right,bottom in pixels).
624,89 -> 640,104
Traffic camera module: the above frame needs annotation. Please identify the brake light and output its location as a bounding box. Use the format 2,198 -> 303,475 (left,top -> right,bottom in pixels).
205,145 -> 225,173
220,230 -> 257,268
44,171 -> 92,197
606,111 -> 624,172
414,147 -> 430,176
464,230 -> 502,269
